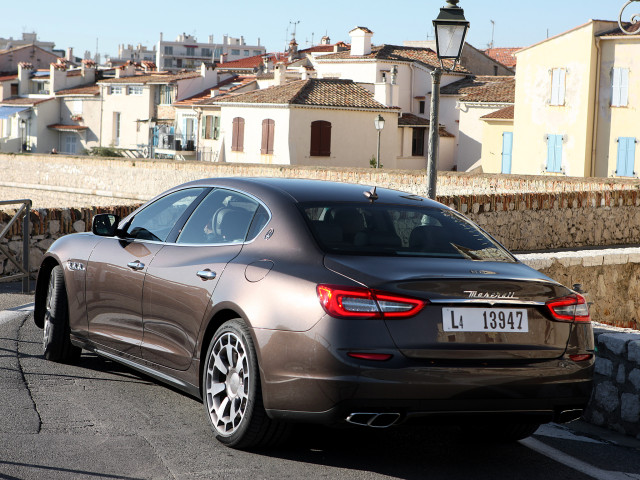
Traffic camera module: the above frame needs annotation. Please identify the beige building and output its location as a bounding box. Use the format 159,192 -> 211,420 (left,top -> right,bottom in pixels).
98,63 -> 220,154
209,78 -> 399,168
510,20 -> 640,178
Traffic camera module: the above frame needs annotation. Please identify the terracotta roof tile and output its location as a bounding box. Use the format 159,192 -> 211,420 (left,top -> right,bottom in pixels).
441,75 -> 515,103
481,104 -> 514,120
55,84 -> 100,96
47,124 -> 89,131
316,44 -> 469,73
597,22 -> 640,36
0,72 -> 18,82
0,97 -> 54,106
99,72 -> 200,84
218,53 -> 288,70
398,113 -> 453,137
213,78 -> 394,109
482,48 -> 520,68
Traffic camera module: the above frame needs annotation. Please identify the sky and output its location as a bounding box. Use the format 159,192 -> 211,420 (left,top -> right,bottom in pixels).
0,0 -> 629,59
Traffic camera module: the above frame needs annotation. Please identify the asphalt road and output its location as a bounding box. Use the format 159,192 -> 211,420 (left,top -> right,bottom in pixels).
1,286 -> 640,480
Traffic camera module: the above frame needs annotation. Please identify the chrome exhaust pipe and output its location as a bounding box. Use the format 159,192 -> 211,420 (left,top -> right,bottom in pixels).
346,412 -> 401,428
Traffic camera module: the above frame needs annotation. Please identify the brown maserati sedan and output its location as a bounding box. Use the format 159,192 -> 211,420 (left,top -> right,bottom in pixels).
34,178 -> 594,449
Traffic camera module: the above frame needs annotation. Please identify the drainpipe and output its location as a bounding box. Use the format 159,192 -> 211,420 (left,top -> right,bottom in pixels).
590,37 -> 601,178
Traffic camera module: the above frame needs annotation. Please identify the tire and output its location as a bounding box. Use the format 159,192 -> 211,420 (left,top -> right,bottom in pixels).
43,265 -> 81,363
202,319 -> 289,449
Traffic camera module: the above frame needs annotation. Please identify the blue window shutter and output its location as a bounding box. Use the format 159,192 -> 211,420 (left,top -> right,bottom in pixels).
554,135 -> 563,172
501,132 -> 513,174
547,134 -> 563,172
612,68 -> 621,107
626,137 -> 636,176
616,137 -> 635,176
547,135 -> 555,171
621,68 -> 629,107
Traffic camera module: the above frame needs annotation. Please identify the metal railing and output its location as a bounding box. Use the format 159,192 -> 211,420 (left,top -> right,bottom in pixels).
0,199 -> 32,293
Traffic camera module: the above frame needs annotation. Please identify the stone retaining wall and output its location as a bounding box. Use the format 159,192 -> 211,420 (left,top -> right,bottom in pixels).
582,326 -> 640,440
3,154 -> 640,251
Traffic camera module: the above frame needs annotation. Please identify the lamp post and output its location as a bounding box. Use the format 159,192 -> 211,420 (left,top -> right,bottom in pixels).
619,1 -> 640,34
374,114 -> 385,168
19,119 -> 26,153
426,0 -> 470,199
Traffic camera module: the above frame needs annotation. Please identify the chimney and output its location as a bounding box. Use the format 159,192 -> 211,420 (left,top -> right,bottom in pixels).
18,62 -> 34,96
81,59 -> 96,83
50,61 -> 67,93
274,63 -> 286,86
349,27 -> 373,56
209,34 -> 213,44
65,47 -> 73,62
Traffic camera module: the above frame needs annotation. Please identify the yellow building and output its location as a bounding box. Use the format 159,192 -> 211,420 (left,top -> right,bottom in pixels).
486,20 -> 640,178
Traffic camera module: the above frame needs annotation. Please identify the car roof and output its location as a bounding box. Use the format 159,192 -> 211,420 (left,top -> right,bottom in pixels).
178,177 -> 442,208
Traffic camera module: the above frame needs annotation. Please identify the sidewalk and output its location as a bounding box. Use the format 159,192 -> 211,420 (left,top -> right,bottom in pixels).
0,280 -> 34,310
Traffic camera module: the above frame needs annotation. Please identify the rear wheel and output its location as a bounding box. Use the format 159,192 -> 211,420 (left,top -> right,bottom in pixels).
202,319 -> 289,449
43,265 -> 81,363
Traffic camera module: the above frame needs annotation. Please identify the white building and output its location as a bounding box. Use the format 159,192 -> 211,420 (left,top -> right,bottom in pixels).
156,33 -> 265,72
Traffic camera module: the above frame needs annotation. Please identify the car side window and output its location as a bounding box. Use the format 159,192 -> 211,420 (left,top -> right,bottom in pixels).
177,189 -> 260,245
126,188 -> 206,242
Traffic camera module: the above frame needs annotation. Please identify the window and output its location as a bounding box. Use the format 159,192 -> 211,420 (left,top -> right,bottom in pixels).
232,117 -> 245,151
253,50 -> 262,56
110,85 -> 123,95
244,50 -> 250,56
261,119 -> 275,154
176,59 -> 183,68
165,59 -> 173,68
72,100 -> 83,115
301,203 -> 514,262
214,47 -> 223,58
126,188 -> 206,242
616,137 -> 637,177
159,85 -> 174,104
546,134 -> 563,173
231,49 -> 241,56
419,101 -> 426,114
310,120 -> 332,156
114,112 -> 121,146
186,47 -> 196,56
201,48 -> 212,57
203,115 -> 220,140
64,133 -> 77,154
412,128 -> 426,156
550,68 -> 566,106
164,46 -> 173,55
177,188 -> 262,244
33,81 -> 49,94
10,83 -> 18,96
128,86 -> 143,95
612,67 -> 629,107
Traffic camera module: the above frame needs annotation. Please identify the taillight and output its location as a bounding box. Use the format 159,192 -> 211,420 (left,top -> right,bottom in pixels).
546,295 -> 591,323
317,285 -> 427,319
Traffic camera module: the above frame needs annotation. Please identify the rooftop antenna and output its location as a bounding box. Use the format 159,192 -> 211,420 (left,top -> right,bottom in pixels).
489,20 -> 495,49
290,20 -> 300,40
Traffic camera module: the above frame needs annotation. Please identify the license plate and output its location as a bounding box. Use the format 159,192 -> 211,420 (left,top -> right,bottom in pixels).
442,307 -> 529,332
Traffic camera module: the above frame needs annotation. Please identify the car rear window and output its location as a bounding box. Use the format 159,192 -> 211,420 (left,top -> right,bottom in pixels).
299,202 -> 514,262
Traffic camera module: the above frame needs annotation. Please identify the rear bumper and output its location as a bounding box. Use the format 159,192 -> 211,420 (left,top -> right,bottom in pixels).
253,319 -> 594,425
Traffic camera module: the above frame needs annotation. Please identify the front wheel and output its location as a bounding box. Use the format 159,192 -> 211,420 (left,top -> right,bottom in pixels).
202,319 -> 288,449
43,265 -> 81,363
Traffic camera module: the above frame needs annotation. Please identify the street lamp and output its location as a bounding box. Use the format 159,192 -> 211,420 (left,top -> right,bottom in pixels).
619,1 -> 640,34
374,114 -> 385,168
426,0 -> 470,199
19,119 -> 26,153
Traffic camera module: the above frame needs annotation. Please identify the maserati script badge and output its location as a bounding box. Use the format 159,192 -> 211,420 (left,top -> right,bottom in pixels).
464,290 -> 519,300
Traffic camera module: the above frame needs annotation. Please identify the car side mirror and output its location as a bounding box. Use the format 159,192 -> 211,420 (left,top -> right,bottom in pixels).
92,214 -> 121,237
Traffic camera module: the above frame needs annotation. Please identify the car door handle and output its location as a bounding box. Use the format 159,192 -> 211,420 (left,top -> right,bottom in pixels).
127,261 -> 145,271
197,270 -> 217,281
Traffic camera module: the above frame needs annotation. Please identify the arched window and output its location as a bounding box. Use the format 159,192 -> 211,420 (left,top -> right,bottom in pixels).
310,120 -> 331,156
232,117 -> 245,152
261,119 -> 275,154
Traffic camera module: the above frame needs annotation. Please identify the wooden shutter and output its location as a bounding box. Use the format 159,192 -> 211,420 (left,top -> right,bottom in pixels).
551,69 -> 566,106
617,137 -> 637,177
261,119 -> 274,154
546,134 -> 563,172
310,120 -> 331,156
613,68 -> 630,107
232,117 -> 244,152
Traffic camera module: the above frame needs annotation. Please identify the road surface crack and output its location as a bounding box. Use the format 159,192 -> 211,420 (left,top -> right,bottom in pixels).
17,313 -> 43,434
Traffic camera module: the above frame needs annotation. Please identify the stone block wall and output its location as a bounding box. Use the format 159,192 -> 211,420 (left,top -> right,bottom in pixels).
582,327 -> 640,440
